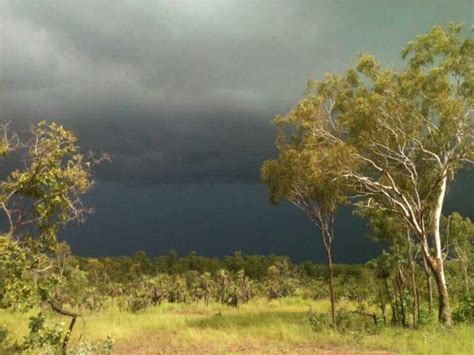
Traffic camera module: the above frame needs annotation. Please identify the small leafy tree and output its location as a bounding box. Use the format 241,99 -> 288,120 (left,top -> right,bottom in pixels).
261,98 -> 355,328
266,259 -> 298,299
0,121 -> 108,353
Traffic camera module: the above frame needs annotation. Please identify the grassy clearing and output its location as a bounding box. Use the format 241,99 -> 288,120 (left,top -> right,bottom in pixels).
1,297 -> 473,354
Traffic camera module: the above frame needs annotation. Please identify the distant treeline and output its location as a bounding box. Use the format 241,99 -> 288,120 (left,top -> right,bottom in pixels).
72,250 -> 365,283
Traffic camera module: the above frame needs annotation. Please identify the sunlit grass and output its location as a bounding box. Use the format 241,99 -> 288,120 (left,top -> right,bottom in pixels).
1,297 -> 473,354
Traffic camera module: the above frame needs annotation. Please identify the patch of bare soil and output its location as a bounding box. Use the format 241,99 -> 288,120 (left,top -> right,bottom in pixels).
113,341 -> 398,354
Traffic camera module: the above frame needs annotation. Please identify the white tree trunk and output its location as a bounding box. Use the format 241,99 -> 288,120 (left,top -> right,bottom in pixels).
430,173 -> 452,325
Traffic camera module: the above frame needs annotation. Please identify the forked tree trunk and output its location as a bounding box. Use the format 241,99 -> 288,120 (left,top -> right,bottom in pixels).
415,173 -> 452,325
421,238 -> 452,324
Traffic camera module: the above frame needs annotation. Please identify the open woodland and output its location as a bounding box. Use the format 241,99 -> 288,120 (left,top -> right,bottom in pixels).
1,23 -> 473,354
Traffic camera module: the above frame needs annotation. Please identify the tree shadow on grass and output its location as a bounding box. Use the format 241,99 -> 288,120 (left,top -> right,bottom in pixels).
188,310 -> 309,329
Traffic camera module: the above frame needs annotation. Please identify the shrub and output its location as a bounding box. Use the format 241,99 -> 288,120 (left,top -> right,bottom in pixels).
21,313 -> 66,352
120,292 -> 151,313
453,291 -> 474,323
308,312 -> 331,332
70,335 -> 114,355
417,307 -> 433,326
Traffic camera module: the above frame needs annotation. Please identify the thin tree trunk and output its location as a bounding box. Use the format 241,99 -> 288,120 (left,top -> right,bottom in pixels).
411,270 -> 419,327
385,278 -> 397,324
48,300 -> 79,355
377,286 -> 387,325
392,279 -> 401,325
462,262 -> 470,293
422,254 -> 433,313
416,287 -> 421,321
395,268 -> 407,327
407,231 -> 418,327
324,242 -> 336,330
455,246 -> 470,293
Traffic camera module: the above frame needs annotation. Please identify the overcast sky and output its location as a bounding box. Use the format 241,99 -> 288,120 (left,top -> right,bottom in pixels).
1,0 -> 472,262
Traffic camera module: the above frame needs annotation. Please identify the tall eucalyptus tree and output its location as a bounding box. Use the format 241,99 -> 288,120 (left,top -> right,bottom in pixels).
311,23 -> 473,325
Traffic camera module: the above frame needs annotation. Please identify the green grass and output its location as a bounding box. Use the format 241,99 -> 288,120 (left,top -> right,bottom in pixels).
1,297 -> 473,354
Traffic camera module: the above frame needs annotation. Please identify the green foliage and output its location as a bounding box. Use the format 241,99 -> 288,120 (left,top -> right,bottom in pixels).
335,309 -> 368,332
442,212 -> 474,292
0,122 -> 105,313
0,324 -> 8,344
367,251 -> 393,280
309,308 -> 378,334
418,308 -> 433,326
0,236 -> 38,310
1,122 -> 97,241
266,259 -> 299,299
121,294 -> 150,313
262,22 -> 473,327
0,121 -> 107,354
308,312 -> 331,332
21,313 -> 66,352
69,335 -> 114,355
453,291 -> 474,323
119,276 -> 165,312
278,22 -> 472,325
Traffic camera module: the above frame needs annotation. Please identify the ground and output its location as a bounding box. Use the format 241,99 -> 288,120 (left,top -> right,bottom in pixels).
1,298 -> 473,354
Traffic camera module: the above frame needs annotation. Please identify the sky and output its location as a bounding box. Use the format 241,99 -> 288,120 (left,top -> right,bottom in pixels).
1,0 -> 473,263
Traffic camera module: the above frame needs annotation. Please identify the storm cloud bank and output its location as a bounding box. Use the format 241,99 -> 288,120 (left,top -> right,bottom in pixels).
3,0 -> 471,186
1,1 -> 472,260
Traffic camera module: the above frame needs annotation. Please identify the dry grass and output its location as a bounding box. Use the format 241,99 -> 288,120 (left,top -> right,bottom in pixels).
1,297 -> 473,354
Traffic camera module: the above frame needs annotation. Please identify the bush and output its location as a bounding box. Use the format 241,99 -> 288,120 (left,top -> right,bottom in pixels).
120,293 -> 151,313
308,312 -> 331,332
70,335 -> 114,355
21,313 -> 66,352
309,308 -> 378,333
417,307 -> 433,326
453,291 -> 474,323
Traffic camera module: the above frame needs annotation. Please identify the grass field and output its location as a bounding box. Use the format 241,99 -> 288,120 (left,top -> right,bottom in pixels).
1,297 -> 473,354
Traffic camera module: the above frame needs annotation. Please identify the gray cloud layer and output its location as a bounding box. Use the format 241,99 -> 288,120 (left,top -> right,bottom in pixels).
1,0 -> 472,184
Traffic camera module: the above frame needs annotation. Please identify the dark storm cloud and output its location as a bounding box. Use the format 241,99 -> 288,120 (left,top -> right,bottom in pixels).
1,0 -> 472,184
69,110 -> 276,184
2,0 -> 323,114
1,0 -> 320,184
